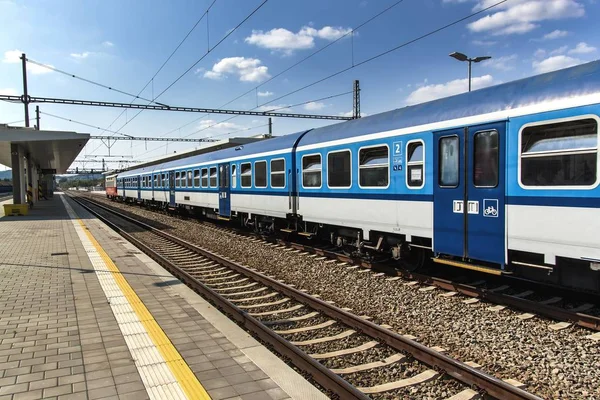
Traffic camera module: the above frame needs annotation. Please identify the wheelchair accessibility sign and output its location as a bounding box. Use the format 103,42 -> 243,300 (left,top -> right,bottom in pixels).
483,199 -> 499,218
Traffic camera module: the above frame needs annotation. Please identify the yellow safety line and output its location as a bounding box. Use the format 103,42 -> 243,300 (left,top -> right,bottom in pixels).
77,220 -> 211,400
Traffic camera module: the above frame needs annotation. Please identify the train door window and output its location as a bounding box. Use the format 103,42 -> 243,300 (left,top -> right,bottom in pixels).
439,136 -> 459,187
302,154 -> 322,188
158,174 -> 162,188
359,145 -> 389,188
160,174 -> 164,188
270,159 -> 285,188
255,161 -> 267,188
241,163 -> 252,188
231,165 -> 237,189
520,117 -> 598,187
219,165 -> 229,188
175,172 -> 180,188
209,167 -> 217,188
406,141 -> 425,188
187,170 -> 192,187
328,150 -> 351,188
193,169 -> 200,187
154,175 -> 158,188
201,168 -> 208,187
474,131 -> 499,187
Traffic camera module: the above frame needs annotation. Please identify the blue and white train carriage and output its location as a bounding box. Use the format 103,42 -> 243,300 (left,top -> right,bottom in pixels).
113,61 -> 600,292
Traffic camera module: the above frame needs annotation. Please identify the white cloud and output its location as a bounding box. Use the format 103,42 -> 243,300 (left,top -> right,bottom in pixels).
303,101 -> 326,111
542,29 -> 569,40
338,110 -> 367,118
257,90 -> 273,97
194,67 -> 205,75
482,54 -> 518,71
532,55 -> 583,73
203,57 -> 270,82
534,48 -> 547,58
0,88 -> 18,96
468,0 -> 585,36
569,42 -> 596,54
102,41 -> 114,47
2,50 -> 54,74
472,40 -> 497,46
70,52 -> 91,60
256,104 -> 291,112
197,119 -> 243,131
550,45 -> 569,55
245,25 -> 352,54
405,75 -> 495,105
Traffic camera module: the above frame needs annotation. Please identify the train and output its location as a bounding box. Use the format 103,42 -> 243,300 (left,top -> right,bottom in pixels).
106,61 -> 600,293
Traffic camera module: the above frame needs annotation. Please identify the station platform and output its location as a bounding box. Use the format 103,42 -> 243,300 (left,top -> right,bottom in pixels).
0,193 -> 325,400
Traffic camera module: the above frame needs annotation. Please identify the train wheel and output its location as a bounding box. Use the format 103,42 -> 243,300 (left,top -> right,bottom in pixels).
401,245 -> 426,272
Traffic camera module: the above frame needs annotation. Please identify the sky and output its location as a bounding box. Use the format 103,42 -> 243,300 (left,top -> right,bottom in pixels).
1,0 -> 599,172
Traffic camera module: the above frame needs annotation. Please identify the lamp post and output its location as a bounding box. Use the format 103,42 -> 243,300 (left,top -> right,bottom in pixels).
449,52 -> 491,92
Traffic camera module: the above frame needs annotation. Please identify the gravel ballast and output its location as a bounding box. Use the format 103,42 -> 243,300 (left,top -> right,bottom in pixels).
88,195 -> 600,400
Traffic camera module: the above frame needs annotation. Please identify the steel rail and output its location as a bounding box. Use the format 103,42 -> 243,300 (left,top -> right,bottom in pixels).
69,195 -> 368,400
71,194 -> 542,400
276,240 -> 600,331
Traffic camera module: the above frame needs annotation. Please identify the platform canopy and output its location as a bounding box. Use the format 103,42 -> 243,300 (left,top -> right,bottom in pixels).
0,124 -> 89,173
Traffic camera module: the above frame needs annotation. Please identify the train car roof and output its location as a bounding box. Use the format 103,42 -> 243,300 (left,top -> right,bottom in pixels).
298,60 -> 600,146
119,129 -> 308,176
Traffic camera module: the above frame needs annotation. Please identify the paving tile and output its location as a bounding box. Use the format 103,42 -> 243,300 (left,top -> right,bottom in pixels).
0,382 -> 29,396
43,384 -> 73,398
13,389 -> 44,400
208,386 -> 239,400
233,382 -> 263,395
115,381 -> 145,395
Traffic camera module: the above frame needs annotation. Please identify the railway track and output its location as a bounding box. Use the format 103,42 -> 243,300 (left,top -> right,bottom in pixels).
69,193 -> 543,400
197,219 -> 600,333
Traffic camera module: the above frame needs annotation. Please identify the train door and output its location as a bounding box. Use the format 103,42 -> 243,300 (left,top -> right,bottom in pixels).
137,175 -> 141,201
433,122 -> 506,266
122,179 -> 126,198
168,171 -> 175,206
218,163 -> 231,217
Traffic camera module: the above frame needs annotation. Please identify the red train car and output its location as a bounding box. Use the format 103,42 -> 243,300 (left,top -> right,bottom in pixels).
105,174 -> 117,199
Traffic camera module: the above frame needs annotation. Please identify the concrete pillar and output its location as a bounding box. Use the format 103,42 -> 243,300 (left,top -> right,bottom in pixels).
10,143 -> 21,204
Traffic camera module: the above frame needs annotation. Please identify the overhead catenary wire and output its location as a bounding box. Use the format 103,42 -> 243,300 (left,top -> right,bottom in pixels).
24,58 -> 165,107
154,0 -> 408,143
135,91 -> 352,158
257,0 -> 508,109
97,0 -> 218,138
152,0 -> 506,151
108,0 -> 270,139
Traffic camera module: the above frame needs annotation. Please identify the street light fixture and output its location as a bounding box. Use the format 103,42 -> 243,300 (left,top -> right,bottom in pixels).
449,52 -> 492,92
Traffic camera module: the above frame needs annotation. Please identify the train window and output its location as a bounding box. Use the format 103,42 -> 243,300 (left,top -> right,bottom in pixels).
187,170 -> 192,187
231,165 -> 237,189
175,172 -> 180,188
209,167 -> 217,188
328,150 -> 351,188
302,154 -> 322,188
161,173 -> 165,188
271,159 -> 285,188
193,169 -> 200,187
359,145 -> 389,188
201,168 -> 208,187
407,141 -> 424,188
439,136 -> 459,187
474,131 -> 498,188
157,174 -> 162,188
521,118 -> 597,187
241,163 -> 252,188
255,161 -> 267,188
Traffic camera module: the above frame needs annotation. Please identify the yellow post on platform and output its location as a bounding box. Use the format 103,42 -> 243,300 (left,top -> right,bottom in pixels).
3,204 -> 29,216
